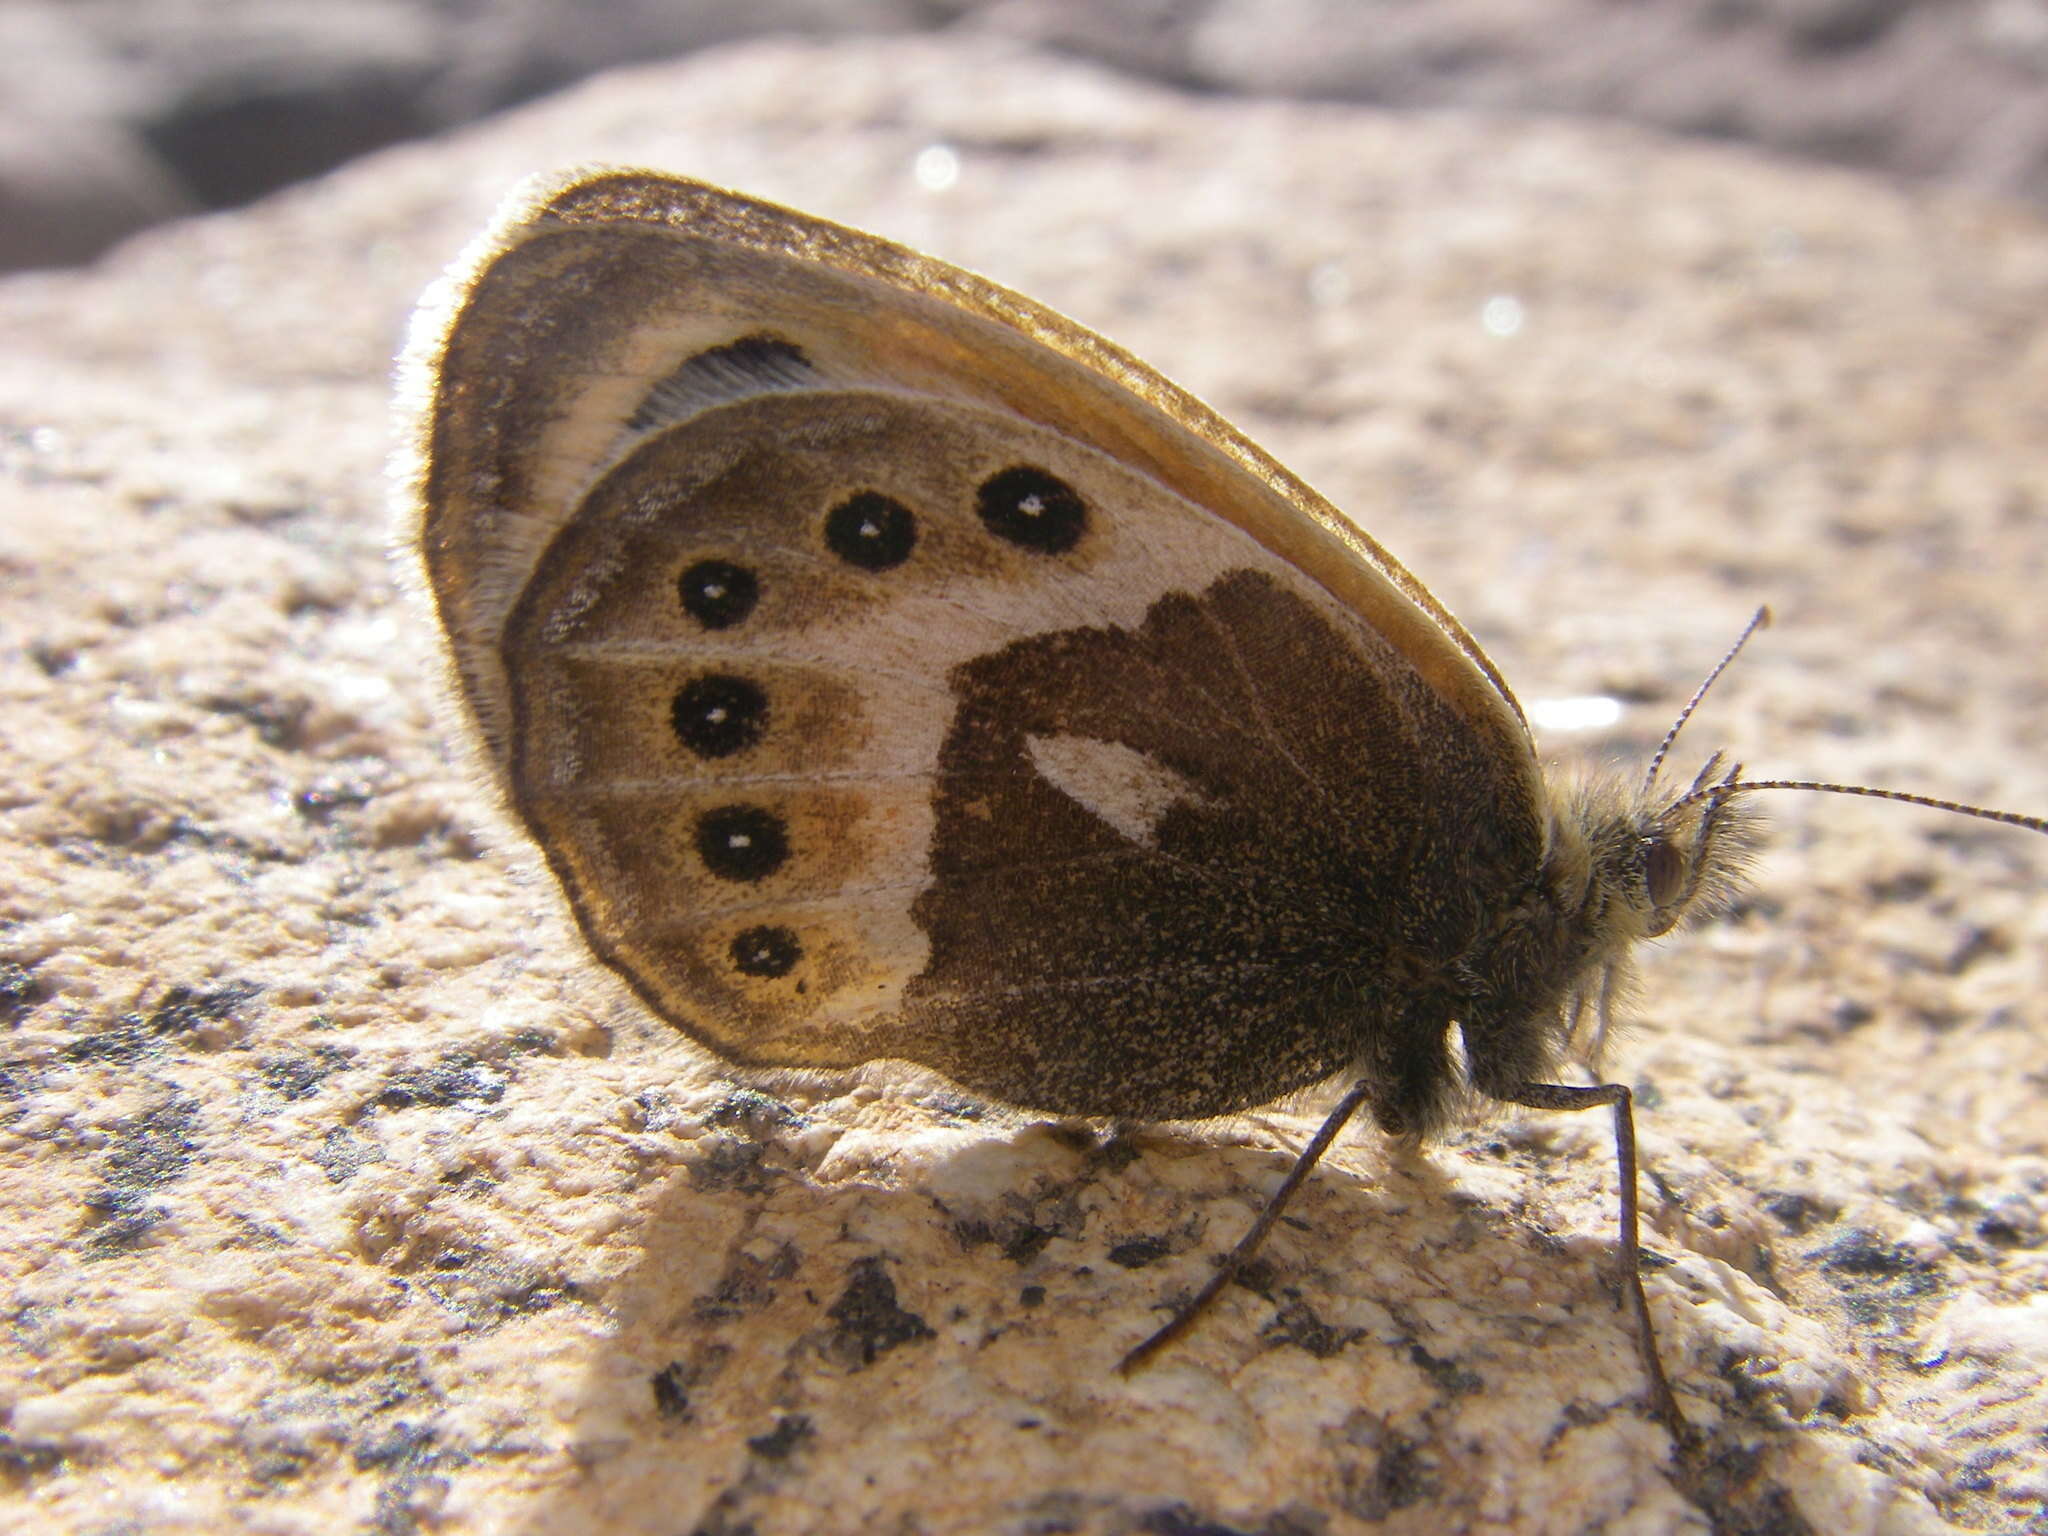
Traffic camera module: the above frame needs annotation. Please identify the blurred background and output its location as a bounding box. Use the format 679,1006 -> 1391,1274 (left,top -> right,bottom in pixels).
5,0 -> 2047,273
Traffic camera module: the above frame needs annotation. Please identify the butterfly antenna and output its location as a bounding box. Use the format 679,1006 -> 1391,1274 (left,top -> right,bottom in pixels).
1675,776 -> 2048,837
1643,607 -> 1772,794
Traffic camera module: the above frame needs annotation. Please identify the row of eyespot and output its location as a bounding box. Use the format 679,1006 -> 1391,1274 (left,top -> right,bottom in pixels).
663,463 -> 1088,983
675,463 -> 1090,631
669,463 -> 1092,763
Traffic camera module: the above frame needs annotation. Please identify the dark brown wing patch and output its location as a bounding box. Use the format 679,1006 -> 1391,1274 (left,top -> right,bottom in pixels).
901,568 -> 1540,1118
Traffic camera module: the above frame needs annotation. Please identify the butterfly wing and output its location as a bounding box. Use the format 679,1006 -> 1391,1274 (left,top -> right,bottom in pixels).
400,169 -> 1545,1118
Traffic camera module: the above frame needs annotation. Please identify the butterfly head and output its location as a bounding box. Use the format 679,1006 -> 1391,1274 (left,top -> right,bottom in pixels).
1551,752 -> 1764,974
1553,612 -> 1773,959
1633,754 -> 1764,938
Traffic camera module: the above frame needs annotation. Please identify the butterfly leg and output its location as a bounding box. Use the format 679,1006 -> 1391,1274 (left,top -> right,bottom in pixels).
1116,1076 -> 1377,1375
1580,963 -> 1625,1074
1493,1079 -> 1683,1440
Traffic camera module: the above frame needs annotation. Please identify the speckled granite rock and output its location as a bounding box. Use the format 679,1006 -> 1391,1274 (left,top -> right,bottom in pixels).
2,32 -> 2046,1536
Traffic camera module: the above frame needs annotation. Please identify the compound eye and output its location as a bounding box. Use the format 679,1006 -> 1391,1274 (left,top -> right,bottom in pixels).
1644,834 -> 1686,909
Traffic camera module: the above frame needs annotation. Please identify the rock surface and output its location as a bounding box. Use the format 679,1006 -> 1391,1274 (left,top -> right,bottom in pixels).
3,32 -> 2047,1536
5,0 -> 2048,270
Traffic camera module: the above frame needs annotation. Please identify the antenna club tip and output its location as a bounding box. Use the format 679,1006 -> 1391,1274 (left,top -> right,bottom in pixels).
1755,605 -> 1774,629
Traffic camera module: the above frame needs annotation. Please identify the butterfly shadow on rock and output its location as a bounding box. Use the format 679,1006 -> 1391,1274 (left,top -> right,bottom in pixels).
502,1064 -> 1679,1536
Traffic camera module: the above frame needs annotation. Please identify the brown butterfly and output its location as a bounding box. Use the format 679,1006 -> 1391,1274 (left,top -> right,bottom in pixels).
397,168 -> 2047,1436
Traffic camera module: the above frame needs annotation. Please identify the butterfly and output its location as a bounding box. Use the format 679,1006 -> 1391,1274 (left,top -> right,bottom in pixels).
395,168 -> 2048,1437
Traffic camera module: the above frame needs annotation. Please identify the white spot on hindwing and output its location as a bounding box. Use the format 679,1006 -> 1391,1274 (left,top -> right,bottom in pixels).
1025,733 -> 1211,846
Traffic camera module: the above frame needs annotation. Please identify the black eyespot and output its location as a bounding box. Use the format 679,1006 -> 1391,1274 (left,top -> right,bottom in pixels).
695,805 -> 788,882
1644,835 -> 1686,909
976,466 -> 1086,554
678,559 -> 758,630
730,925 -> 801,978
671,674 -> 768,759
824,491 -> 916,570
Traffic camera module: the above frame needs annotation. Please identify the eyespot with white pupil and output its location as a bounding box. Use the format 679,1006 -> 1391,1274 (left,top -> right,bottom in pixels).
677,557 -> 758,629
824,490 -> 917,569
694,804 -> 788,882
671,674 -> 768,759
977,465 -> 1086,553
730,924 -> 801,978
